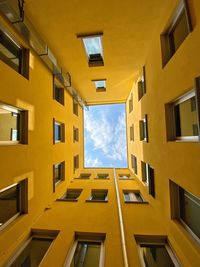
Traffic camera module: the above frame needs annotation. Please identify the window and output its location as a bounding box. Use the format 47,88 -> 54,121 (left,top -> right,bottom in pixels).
73,127 -> 79,142
131,154 -> 137,174
0,29 -> 29,78
6,230 -> 59,267
74,155 -> 79,172
119,174 -> 132,180
58,189 -> 82,202
141,161 -> 155,197
160,0 -> 192,66
170,180 -> 200,244
53,76 -> 64,105
87,190 -> 108,202
73,99 -> 79,116
64,233 -> 105,267
138,66 -> 146,100
53,161 -> 65,191
123,191 -> 146,203
96,173 -> 109,179
78,33 -> 104,67
53,119 -> 65,143
129,93 -> 133,113
139,114 -> 148,142
0,179 -> 28,231
0,103 -> 28,145
165,82 -> 200,141
76,173 -> 91,179
92,79 -> 106,92
135,235 -> 181,267
130,124 -> 134,141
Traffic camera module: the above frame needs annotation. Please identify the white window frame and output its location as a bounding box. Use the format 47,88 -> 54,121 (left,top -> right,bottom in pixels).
63,238 -> 105,267
136,237 -> 181,267
118,174 -> 132,180
123,190 -> 145,203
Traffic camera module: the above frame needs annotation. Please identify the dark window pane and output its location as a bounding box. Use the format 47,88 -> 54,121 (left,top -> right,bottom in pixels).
54,123 -> 61,141
179,188 -> 200,239
0,185 -> 19,226
10,237 -> 53,267
141,244 -> 175,267
54,163 -> 63,184
70,242 -> 101,267
92,191 -> 107,201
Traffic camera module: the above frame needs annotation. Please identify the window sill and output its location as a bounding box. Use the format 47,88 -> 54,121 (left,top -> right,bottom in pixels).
85,200 -> 108,203
56,199 -> 78,202
124,201 -> 148,204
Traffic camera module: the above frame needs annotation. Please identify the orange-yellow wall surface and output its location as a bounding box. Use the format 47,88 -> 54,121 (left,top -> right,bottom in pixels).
126,0 -> 200,266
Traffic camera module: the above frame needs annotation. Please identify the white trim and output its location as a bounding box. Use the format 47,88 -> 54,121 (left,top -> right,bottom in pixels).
176,136 -> 198,142
0,141 -> 20,145
0,213 -> 20,232
173,89 -> 195,105
0,182 -> 18,193
168,0 -> 185,33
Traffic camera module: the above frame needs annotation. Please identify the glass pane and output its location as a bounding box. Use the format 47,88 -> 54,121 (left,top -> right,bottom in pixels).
175,96 -> 198,137
141,244 -> 176,267
0,185 -> 19,226
0,108 -> 20,142
94,80 -> 105,89
54,123 -> 61,141
65,191 -> 81,200
10,237 -> 53,267
135,193 -> 143,202
83,37 -> 102,56
124,193 -> 130,201
0,30 -> 21,72
54,164 -> 62,183
92,192 -> 107,201
70,242 -> 101,267
180,188 -> 200,239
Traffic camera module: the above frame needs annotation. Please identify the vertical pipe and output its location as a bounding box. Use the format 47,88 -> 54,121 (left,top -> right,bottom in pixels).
113,168 -> 129,267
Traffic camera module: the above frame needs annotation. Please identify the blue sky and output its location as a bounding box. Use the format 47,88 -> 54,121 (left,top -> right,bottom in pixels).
84,104 -> 127,168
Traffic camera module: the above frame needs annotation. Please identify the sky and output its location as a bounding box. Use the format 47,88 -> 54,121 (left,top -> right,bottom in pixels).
84,104 -> 128,168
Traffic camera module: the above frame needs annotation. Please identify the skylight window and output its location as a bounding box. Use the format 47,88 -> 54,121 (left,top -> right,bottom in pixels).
78,33 -> 104,67
92,79 -> 106,92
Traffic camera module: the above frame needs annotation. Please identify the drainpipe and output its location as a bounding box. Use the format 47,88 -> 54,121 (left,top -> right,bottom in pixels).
113,168 -> 129,267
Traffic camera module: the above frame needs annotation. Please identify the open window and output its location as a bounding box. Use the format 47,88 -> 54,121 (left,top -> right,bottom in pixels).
5,229 -> 59,267
64,232 -> 105,267
78,33 -> 104,67
170,180 -> 200,244
53,75 -> 64,105
0,103 -> 28,145
118,174 -> 132,180
160,0 -> 192,66
131,154 -> 137,175
135,235 -> 181,267
129,93 -> 133,113
139,114 -> 148,142
53,119 -> 65,143
0,29 -> 29,79
165,78 -> 200,142
87,190 -> 108,202
74,155 -> 79,172
138,66 -> 146,101
53,161 -> 65,191
73,127 -> 79,142
92,79 -> 106,92
123,190 -> 146,203
96,174 -> 109,179
141,161 -> 155,198
0,179 -> 28,231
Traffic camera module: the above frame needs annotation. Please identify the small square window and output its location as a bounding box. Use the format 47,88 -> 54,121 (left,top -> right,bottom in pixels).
96,173 -> 109,179
87,190 -> 108,202
74,155 -> 79,172
0,103 -> 28,145
165,79 -> 200,142
73,127 -> 79,142
170,180 -> 200,244
53,161 -> 65,191
0,29 -> 29,78
59,189 -> 82,201
53,119 -> 65,143
138,66 -> 146,101
119,174 -> 132,179
53,76 -> 64,105
78,33 -> 104,67
129,93 -> 133,113
73,99 -> 79,116
139,114 -> 148,142
92,79 -> 106,92
131,155 -> 137,175
130,124 -> 134,141
135,235 -> 181,267
0,179 -> 28,231
6,230 -> 59,266
123,191 -> 145,203
160,0 -> 192,66
77,173 -> 91,179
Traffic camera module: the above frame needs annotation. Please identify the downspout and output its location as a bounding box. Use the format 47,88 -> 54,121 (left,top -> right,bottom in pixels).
113,168 -> 129,267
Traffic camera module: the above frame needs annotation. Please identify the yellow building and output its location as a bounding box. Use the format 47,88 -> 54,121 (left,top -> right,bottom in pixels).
0,0 -> 200,266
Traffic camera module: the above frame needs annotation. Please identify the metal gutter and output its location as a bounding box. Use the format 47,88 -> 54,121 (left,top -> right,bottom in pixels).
113,168 -> 129,267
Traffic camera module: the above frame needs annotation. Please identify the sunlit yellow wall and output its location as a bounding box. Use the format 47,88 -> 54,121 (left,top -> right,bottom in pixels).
126,0 -> 200,266
0,14 -> 83,266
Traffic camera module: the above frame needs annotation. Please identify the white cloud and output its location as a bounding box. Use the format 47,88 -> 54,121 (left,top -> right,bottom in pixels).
85,155 -> 102,167
84,108 -> 127,165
